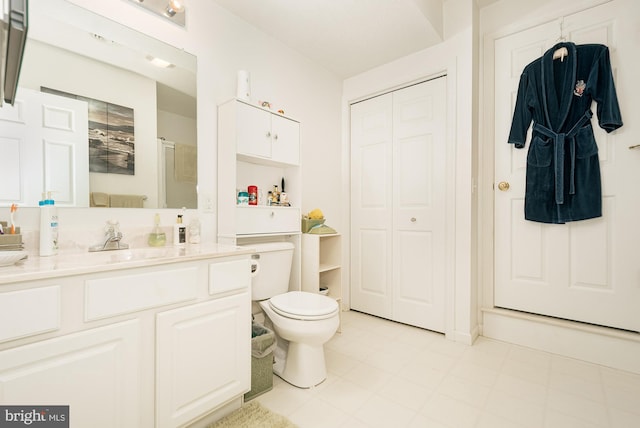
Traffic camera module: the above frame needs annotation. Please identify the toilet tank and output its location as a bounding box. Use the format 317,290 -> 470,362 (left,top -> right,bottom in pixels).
244,242 -> 294,301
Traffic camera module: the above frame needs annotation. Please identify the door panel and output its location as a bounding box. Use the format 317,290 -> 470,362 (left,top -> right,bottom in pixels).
494,1 -> 639,332
393,78 -> 446,331
350,93 -> 393,319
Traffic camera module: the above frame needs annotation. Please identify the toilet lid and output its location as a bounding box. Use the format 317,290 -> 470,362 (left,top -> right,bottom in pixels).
269,291 -> 339,320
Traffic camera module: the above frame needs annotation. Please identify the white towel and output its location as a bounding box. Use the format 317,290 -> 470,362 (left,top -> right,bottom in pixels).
174,143 -> 197,184
90,192 -> 109,207
109,194 -> 145,208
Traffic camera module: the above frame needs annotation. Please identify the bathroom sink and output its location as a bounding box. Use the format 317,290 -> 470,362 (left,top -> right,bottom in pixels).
87,247 -> 171,264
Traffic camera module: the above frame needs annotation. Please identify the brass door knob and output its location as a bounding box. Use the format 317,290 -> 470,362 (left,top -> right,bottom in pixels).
498,181 -> 510,191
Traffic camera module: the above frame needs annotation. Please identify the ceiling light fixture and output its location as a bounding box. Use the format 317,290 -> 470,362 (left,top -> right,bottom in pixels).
164,0 -> 185,18
127,0 -> 186,27
146,55 -> 175,68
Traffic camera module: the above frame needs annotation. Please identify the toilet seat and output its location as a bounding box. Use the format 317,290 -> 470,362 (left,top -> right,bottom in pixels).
269,291 -> 339,320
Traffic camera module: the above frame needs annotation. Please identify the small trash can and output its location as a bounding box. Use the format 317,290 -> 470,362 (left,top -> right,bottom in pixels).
244,322 -> 276,401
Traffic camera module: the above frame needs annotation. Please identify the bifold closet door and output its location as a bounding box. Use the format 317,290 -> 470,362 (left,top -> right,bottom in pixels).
350,77 -> 447,332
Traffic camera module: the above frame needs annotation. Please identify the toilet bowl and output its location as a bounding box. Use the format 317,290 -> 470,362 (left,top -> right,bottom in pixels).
260,291 -> 339,388
246,242 -> 339,388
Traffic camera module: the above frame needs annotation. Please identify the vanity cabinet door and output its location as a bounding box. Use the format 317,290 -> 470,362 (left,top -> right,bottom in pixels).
156,291 -> 251,428
236,101 -> 272,159
0,320 -> 142,428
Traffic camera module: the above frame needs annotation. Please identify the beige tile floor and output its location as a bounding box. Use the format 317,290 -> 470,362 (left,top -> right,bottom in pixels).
256,310 -> 640,428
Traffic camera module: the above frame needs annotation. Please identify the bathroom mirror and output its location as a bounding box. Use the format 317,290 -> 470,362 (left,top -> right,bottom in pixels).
4,0 -> 197,209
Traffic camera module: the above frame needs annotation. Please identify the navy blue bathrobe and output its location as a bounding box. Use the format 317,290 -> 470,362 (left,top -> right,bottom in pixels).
508,42 -> 623,224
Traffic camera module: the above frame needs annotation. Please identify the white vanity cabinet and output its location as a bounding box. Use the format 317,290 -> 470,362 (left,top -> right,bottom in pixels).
0,249 -> 252,428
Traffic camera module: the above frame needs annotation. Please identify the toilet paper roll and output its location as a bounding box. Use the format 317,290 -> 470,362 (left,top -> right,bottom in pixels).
236,70 -> 251,101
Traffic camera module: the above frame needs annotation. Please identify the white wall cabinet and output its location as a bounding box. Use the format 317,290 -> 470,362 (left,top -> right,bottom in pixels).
0,253 -> 251,428
235,100 -> 300,166
218,99 -> 302,291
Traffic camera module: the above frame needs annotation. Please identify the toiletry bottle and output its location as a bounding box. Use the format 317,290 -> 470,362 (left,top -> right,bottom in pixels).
173,214 -> 187,246
248,185 -> 258,205
39,192 -> 59,256
188,216 -> 201,244
148,213 -> 167,247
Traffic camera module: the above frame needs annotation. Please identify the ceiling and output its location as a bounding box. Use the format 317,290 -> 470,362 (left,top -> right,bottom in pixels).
211,0 -> 448,79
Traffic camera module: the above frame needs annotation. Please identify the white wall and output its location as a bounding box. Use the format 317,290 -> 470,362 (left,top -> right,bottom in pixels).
4,0 -> 343,248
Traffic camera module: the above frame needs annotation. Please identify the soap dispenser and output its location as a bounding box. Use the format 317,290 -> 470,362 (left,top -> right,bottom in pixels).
148,213 -> 166,247
39,191 -> 59,256
173,214 -> 187,246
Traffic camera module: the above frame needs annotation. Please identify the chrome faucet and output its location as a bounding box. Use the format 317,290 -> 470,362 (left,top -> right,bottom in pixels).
89,220 -> 130,252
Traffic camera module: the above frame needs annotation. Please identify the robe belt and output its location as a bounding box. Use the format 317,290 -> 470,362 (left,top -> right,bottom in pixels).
533,110 -> 594,205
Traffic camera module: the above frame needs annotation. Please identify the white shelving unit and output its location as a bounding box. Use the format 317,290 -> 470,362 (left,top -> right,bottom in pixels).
302,233 -> 342,330
217,99 -> 302,291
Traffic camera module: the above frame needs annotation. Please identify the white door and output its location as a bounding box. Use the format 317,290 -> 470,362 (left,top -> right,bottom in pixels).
351,78 -> 447,332
0,88 -> 89,207
494,1 -> 640,332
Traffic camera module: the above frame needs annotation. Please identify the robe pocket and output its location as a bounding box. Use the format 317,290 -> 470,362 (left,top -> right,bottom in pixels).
576,125 -> 599,159
527,136 -> 552,167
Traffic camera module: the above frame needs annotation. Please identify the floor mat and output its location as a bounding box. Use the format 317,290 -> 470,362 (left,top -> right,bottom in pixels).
207,401 -> 297,428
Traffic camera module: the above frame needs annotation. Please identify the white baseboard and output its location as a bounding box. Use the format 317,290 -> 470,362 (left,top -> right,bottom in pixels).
481,307 -> 640,374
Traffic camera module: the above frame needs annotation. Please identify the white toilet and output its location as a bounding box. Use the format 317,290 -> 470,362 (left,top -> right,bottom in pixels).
247,242 -> 339,388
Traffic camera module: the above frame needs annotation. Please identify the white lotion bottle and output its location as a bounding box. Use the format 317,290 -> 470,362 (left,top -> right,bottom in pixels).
39,192 -> 59,256
173,214 -> 187,246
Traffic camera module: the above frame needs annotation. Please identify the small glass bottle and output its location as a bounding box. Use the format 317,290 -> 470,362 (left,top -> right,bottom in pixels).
148,213 -> 167,247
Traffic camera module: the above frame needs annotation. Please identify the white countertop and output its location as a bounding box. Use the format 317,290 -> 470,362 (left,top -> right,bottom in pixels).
0,244 -> 254,285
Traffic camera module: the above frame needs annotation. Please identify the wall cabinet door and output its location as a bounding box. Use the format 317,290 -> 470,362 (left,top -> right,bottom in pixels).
236,101 -> 272,159
0,320 -> 142,428
271,114 -> 300,166
156,292 -> 251,428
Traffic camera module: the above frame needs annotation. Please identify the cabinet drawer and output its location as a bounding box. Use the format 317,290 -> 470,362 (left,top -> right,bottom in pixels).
236,206 -> 300,235
85,267 -> 198,320
209,258 -> 250,295
0,286 -> 60,342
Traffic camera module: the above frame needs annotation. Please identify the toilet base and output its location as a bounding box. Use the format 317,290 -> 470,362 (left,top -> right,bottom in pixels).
273,341 -> 328,388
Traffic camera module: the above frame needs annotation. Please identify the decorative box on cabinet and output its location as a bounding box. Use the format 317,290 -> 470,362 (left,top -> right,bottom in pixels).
302,233 -> 342,330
